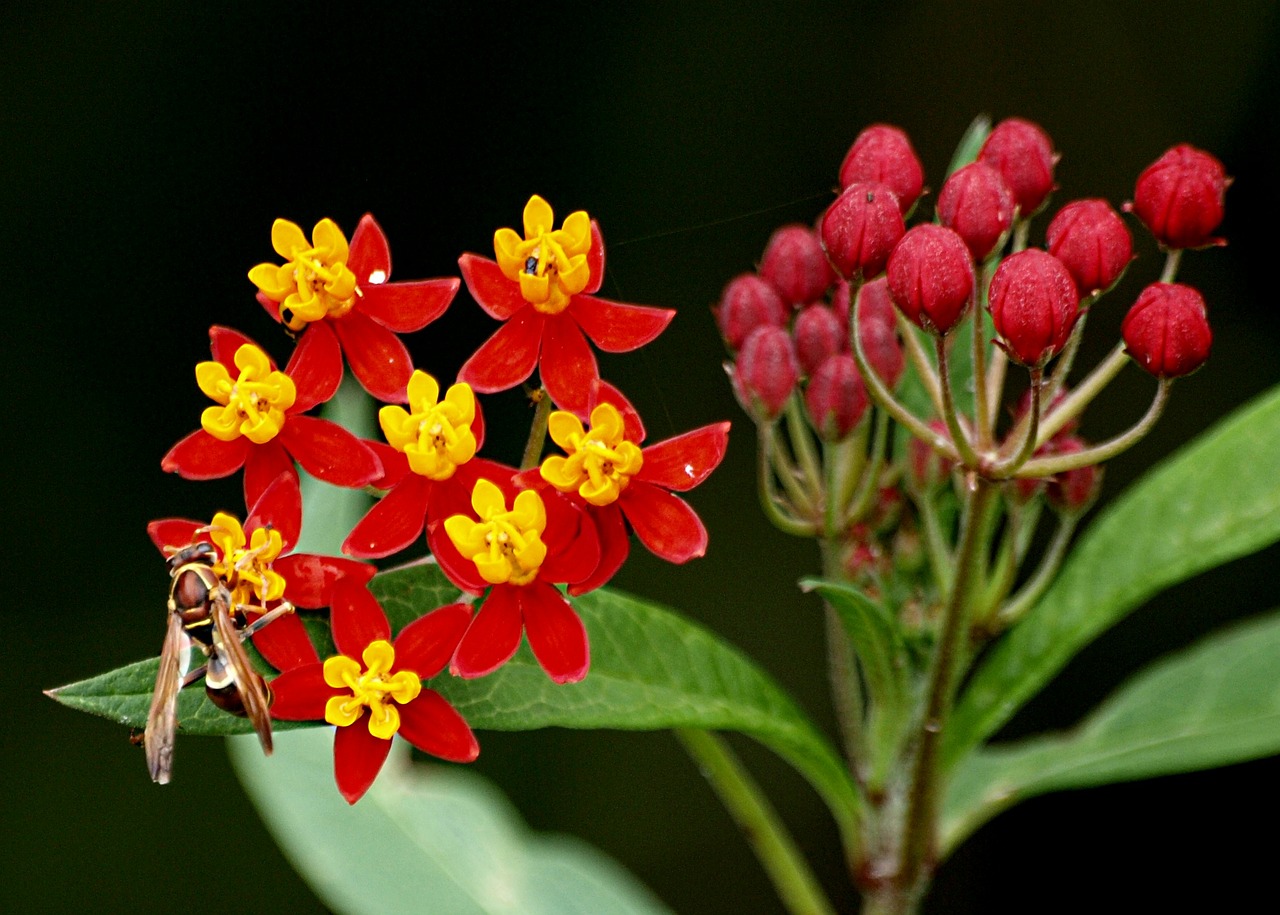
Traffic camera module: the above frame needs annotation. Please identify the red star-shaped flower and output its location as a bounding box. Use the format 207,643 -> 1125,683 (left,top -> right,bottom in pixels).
250,215 -> 459,403
457,195 -> 675,414
429,467 -> 601,684
269,581 -> 478,804
161,326 -> 382,507
520,381 -> 730,594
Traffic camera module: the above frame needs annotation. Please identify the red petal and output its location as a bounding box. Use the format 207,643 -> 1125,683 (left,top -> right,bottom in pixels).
569,296 -> 674,353
161,429 -> 248,480
330,578 -> 392,657
541,493 -> 601,585
253,610 -> 319,670
522,583 -> 590,684
146,518 -> 203,555
286,321 -> 343,413
268,663 -> 334,719
246,469 -> 303,550
209,325 -> 267,372
257,290 -> 283,324
348,213 -> 391,281
540,314 -> 598,414
450,585 -> 524,678
584,221 -> 606,295
398,690 -> 479,763
459,254 -> 527,320
637,422 -> 731,492
589,379 -> 646,442
367,440 -> 410,490
332,310 -> 414,404
621,481 -> 708,563
360,278 -> 458,333
277,553 -> 376,608
393,602 -> 473,678
423,459 -> 515,594
334,719 -> 392,804
457,308 -> 544,393
243,443 -> 297,509
342,474 -> 430,559
568,503 -> 630,596
278,415 -> 382,488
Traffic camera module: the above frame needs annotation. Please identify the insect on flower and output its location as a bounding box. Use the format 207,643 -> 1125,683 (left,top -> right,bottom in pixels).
144,542 -> 292,784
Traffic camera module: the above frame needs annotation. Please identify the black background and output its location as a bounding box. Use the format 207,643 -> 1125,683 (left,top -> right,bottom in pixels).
6,2 -> 1279,913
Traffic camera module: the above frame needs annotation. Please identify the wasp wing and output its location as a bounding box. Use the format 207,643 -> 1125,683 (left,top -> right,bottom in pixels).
211,591 -> 274,756
145,611 -> 191,785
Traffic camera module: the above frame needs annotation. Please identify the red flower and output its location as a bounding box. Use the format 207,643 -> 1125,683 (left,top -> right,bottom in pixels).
269,581 -> 478,804
162,326 -> 382,507
147,471 -> 375,672
430,468 -> 601,684
250,215 -> 459,403
457,195 -> 675,415
524,382 -> 730,595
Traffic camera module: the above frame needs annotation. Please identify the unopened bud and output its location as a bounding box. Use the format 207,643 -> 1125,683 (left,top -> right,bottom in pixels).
851,277 -> 905,389
716,274 -> 788,350
937,161 -> 1016,261
821,182 -> 905,281
1046,436 -> 1102,514
1046,199 -> 1133,295
793,303 -> 846,377
838,124 -> 925,215
804,353 -> 869,441
760,224 -> 835,305
887,224 -> 975,336
732,325 -> 800,421
1121,282 -> 1212,377
1129,144 -> 1228,249
979,117 -> 1057,216
988,249 -> 1080,367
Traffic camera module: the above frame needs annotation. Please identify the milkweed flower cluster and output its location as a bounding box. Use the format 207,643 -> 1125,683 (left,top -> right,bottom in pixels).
153,203 -> 729,801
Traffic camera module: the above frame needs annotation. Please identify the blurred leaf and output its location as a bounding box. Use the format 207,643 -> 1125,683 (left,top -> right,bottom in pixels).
230,728 -> 670,915
942,609 -> 1280,852
947,384 -> 1280,765
945,113 -> 992,179
802,578 -> 908,715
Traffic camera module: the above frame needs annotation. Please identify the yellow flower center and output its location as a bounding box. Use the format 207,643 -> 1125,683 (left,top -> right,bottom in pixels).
207,512 -> 288,607
494,195 -> 592,315
540,403 -> 644,507
443,479 -> 548,586
379,371 -> 477,481
197,344 -> 296,445
323,640 -> 422,740
248,218 -> 360,331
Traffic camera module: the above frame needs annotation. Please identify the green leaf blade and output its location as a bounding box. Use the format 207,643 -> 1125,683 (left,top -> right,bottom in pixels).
948,385 -> 1280,764
943,609 -> 1280,851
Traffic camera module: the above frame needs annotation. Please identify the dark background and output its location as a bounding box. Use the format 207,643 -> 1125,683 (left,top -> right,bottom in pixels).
6,2 -> 1278,912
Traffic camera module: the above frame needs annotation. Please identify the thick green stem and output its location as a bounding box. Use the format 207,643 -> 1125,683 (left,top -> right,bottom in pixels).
520,387 -> 554,471
678,729 -> 838,915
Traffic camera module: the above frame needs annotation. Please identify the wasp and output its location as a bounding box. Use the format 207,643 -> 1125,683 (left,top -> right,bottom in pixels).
144,542 -> 291,784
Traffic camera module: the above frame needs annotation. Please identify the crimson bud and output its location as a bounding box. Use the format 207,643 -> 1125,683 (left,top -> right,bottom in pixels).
1121,282 -> 1212,377
838,124 -> 925,214
716,273 -> 787,350
1129,144 -> 1228,249
793,303 -> 846,377
886,224 -> 974,335
805,354 -> 869,441
988,249 -> 1080,366
979,118 -> 1057,216
937,161 -> 1016,261
1046,199 -> 1133,295
821,182 -> 905,281
731,325 -> 800,421
848,277 -> 905,388
1046,436 -> 1102,514
760,224 -> 835,305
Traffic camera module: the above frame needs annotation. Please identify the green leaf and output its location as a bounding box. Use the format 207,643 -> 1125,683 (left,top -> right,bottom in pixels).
942,609 -> 1280,852
945,113 -> 992,179
801,578 -> 908,715
229,728 -> 671,915
378,566 -> 862,843
947,384 -> 1280,764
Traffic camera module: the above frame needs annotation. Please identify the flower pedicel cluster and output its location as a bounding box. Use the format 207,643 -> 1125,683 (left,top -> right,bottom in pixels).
152,198 -> 729,802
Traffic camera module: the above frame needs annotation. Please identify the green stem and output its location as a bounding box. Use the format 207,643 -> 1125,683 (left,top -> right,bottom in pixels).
970,280 -> 992,450
848,409 -> 890,523
935,338 -> 980,468
1160,248 -> 1182,283
520,387 -> 554,471
677,729 -> 838,915
1035,342 -> 1129,447
995,511 -> 1078,629
896,312 -> 945,418
758,424 -> 818,537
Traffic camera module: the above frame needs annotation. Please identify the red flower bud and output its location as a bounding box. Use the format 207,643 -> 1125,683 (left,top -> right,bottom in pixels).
793,303 -> 846,377
732,325 -> 799,420
821,182 -> 905,281
937,161 -> 1016,261
849,277 -> 905,389
1046,436 -> 1102,513
804,354 -> 869,441
979,118 -> 1057,216
886,224 -> 975,336
838,124 -> 925,215
716,273 -> 788,350
988,249 -> 1080,366
1121,282 -> 1212,377
760,224 -> 835,305
1129,144 -> 1228,249
1046,199 -> 1133,295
